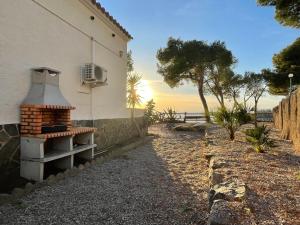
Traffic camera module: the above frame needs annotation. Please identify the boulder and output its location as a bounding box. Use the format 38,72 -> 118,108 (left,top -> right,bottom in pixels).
209,169 -> 224,187
173,123 -> 206,132
78,164 -> 85,170
46,175 -> 56,184
11,188 -> 24,198
24,182 -> 34,192
209,181 -> 247,208
209,158 -> 229,169
0,193 -> 13,205
208,200 -> 238,225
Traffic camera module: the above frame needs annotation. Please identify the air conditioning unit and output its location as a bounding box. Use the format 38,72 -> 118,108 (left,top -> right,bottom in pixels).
80,63 -> 108,87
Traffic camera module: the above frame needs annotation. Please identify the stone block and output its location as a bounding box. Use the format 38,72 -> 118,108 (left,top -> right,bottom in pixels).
4,124 -> 19,137
209,169 -> 224,187
78,164 -> 85,170
11,188 -> 24,198
209,158 -> 229,169
0,131 -> 9,143
209,181 -> 247,208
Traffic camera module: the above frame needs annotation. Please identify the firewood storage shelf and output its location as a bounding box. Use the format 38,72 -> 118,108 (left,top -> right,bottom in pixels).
20,127 -> 97,182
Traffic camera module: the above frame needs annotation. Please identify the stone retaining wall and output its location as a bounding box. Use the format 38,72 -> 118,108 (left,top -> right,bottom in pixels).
74,117 -> 147,153
0,117 -> 147,170
273,88 -> 300,152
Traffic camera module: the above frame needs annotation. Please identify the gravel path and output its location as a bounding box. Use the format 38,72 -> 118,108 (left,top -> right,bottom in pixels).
0,126 -> 209,225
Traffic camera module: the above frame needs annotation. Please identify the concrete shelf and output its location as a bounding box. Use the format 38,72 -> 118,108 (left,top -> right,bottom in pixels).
20,129 -> 96,182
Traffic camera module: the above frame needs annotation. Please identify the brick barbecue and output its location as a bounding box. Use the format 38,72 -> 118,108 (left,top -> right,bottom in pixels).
20,67 -> 97,181
20,68 -> 77,136
20,104 -> 74,135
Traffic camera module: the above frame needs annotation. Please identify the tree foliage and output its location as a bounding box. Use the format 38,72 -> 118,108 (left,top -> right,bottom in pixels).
144,99 -> 158,125
157,38 -> 211,121
223,73 -> 246,106
127,73 -> 142,118
257,0 -> 300,28
157,38 -> 236,121
127,50 -> 134,74
262,37 -> 300,95
204,41 -> 237,107
244,72 -> 267,127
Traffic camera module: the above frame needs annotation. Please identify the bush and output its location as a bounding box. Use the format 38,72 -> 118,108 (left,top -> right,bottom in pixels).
162,107 -> 178,123
245,125 -> 275,153
213,107 -> 241,140
144,100 -> 158,125
234,105 -> 252,124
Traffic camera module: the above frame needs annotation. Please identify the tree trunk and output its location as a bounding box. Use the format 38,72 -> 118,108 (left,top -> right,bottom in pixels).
197,78 -> 211,122
254,99 -> 258,128
229,128 -> 235,140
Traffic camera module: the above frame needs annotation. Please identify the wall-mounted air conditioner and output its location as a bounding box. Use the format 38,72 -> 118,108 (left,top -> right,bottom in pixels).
80,63 -> 108,87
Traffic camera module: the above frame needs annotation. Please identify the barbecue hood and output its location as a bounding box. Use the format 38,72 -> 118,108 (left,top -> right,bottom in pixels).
22,67 -> 72,107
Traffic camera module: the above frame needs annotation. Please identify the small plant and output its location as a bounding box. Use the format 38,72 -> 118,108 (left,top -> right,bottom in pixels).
245,125 -> 275,153
144,99 -> 158,125
213,107 -> 241,140
234,104 -> 251,125
163,107 -> 178,123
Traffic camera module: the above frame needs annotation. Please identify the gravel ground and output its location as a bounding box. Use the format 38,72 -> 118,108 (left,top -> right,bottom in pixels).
0,125 -> 209,225
204,123 -> 300,225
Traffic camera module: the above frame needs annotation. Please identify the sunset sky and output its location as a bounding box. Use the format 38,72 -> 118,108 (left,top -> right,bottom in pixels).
100,0 -> 299,112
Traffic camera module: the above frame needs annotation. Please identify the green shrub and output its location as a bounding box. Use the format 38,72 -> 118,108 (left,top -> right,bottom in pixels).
163,107 -> 178,123
213,107 -> 241,140
144,99 -> 158,125
245,125 -> 275,153
234,105 -> 252,124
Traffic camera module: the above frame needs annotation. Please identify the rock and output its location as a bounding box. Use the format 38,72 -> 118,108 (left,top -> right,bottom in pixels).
56,172 -> 64,179
173,123 -> 197,132
4,124 -> 19,137
0,193 -> 13,205
209,158 -> 229,170
46,175 -> 56,184
69,167 -> 79,176
0,130 -> 9,143
64,169 -> 71,176
208,200 -> 239,225
209,169 -> 224,187
204,153 -> 215,162
78,164 -> 85,170
12,188 -> 24,198
84,162 -> 91,167
191,123 -> 207,132
96,157 -> 104,164
209,181 -> 247,208
91,160 -> 96,165
24,182 -> 34,192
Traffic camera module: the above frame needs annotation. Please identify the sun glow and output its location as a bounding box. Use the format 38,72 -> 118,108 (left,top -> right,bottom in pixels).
137,80 -> 154,105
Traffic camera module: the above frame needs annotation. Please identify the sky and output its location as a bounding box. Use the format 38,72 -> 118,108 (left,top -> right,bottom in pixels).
99,0 -> 299,112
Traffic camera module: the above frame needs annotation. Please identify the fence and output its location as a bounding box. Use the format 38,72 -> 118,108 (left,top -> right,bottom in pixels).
156,111 -> 273,123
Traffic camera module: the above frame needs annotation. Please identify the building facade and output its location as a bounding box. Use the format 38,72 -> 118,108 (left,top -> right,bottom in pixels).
0,0 -> 145,169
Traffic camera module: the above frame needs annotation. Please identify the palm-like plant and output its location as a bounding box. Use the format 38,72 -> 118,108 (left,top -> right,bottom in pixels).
245,125 -> 275,153
163,107 -> 177,123
127,73 -> 142,119
213,107 -> 240,140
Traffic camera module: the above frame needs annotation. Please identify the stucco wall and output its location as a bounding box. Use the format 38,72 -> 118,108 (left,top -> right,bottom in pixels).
273,88 -> 300,152
0,0 -> 129,124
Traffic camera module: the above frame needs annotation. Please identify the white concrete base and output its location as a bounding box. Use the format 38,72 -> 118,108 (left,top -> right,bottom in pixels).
20,132 -> 95,181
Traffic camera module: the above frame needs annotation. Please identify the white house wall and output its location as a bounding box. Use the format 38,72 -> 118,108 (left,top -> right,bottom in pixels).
0,0 -> 129,124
